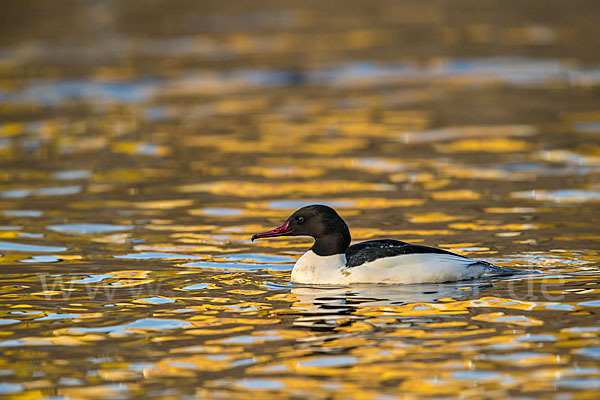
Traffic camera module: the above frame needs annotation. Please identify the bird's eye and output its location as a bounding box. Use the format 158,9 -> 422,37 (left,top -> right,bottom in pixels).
296,216 -> 305,224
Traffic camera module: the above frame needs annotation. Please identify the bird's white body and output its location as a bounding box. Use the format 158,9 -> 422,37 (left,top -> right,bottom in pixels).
291,250 -> 492,285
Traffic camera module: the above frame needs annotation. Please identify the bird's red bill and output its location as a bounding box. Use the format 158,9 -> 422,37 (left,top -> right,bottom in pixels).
251,220 -> 293,241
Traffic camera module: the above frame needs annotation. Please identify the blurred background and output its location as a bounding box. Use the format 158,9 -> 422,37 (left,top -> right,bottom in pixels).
1,1 -> 600,398
1,0 -> 599,245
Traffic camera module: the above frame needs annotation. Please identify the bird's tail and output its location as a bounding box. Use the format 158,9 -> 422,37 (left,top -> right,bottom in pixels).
473,261 -> 533,277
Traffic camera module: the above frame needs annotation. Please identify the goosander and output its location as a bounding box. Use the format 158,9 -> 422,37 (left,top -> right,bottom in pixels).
251,204 -> 521,284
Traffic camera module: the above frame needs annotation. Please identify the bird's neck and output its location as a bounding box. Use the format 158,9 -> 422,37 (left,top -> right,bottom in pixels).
311,232 -> 350,256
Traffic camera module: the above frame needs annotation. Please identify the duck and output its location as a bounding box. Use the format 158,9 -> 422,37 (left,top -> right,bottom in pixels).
251,204 -> 521,284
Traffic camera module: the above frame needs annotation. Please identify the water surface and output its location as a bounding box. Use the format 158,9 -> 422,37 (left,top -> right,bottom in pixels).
1,1 -> 599,398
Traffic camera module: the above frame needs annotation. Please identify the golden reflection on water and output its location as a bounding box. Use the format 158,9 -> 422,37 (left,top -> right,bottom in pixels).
1,0 -> 600,398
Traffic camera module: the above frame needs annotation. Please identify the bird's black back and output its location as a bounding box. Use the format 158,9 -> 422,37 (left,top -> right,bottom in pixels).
345,239 -> 468,268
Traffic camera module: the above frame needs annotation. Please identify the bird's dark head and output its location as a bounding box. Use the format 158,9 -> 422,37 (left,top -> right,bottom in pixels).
251,204 -> 351,255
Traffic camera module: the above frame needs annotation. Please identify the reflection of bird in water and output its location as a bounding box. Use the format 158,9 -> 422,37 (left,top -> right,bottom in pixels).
252,205 -> 522,284
288,284 -> 492,331
292,284 -> 486,308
